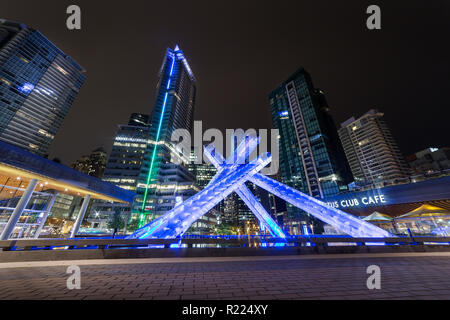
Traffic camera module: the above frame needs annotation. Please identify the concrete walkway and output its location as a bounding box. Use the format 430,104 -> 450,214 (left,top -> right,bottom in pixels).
0,252 -> 449,300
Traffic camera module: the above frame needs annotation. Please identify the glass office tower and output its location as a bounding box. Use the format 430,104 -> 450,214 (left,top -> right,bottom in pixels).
103,113 -> 150,193
188,146 -> 217,189
0,20 -> 85,157
133,46 -> 198,226
90,113 -> 150,230
269,67 -> 352,234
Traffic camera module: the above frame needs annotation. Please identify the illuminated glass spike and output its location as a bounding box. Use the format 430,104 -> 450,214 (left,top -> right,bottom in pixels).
130,148 -> 272,239
129,136 -> 392,239
203,139 -> 286,238
249,173 -> 391,237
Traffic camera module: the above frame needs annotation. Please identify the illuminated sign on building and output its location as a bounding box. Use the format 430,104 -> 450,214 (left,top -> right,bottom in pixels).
324,175 -> 450,211
326,194 -> 387,209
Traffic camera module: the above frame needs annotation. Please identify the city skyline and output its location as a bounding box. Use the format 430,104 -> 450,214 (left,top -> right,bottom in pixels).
0,1 -> 448,165
1,3 -> 450,305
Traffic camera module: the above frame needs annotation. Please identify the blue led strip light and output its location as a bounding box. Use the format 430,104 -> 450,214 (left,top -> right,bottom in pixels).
139,53 -> 176,225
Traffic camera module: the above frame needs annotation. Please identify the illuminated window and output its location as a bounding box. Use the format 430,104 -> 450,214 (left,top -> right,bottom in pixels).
358,138 -> 369,146
38,129 -> 55,139
18,56 -> 29,63
55,64 -> 69,75
0,77 -> 11,86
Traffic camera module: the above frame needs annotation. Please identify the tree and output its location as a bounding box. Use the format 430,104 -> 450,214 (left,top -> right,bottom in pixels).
107,210 -> 125,231
214,223 -> 236,235
126,218 -> 139,232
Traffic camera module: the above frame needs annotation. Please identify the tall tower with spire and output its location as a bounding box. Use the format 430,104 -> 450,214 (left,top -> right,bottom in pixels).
133,45 -> 198,226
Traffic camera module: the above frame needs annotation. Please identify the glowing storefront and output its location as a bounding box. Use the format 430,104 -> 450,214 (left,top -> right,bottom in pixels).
324,176 -> 450,236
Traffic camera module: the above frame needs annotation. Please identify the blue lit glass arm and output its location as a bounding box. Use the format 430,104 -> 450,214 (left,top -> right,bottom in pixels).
249,173 -> 393,238
204,142 -> 286,238
128,149 -> 272,239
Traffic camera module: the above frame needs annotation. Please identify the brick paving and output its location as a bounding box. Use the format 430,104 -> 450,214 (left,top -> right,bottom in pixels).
0,254 -> 449,300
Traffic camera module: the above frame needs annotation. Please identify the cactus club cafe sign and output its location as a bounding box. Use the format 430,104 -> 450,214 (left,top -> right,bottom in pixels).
326,194 -> 388,209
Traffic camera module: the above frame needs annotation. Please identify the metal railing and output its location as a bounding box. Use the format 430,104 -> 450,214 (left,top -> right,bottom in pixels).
1,236 -> 449,251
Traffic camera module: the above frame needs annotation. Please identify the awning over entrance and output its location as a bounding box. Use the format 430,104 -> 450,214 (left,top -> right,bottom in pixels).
362,212 -> 393,221
397,204 -> 450,219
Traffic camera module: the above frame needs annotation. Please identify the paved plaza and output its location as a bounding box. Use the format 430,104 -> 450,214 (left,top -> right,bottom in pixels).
0,252 -> 449,300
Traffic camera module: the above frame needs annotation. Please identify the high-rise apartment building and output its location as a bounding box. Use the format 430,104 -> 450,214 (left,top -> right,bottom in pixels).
406,147 -> 450,175
71,147 -> 107,179
269,67 -> 352,233
338,109 -> 409,187
133,46 -> 198,226
0,20 -> 85,157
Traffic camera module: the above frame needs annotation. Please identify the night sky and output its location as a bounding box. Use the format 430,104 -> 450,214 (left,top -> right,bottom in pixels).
1,0 -> 449,165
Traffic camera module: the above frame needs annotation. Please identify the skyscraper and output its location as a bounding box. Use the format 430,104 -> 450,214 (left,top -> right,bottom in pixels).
269,67 -> 352,233
133,46 -> 198,226
102,113 -> 150,192
338,109 -> 410,187
69,146 -> 108,230
0,20 -> 86,157
90,113 -> 150,229
71,147 -> 108,178
128,113 -> 150,127
188,146 -> 217,189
